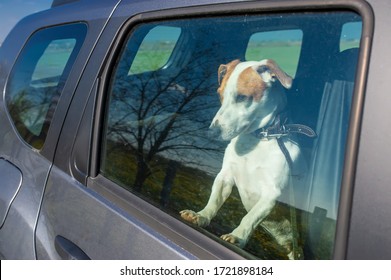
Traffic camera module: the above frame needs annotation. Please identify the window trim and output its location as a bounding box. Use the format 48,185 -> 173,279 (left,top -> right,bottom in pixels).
91,0 -> 374,260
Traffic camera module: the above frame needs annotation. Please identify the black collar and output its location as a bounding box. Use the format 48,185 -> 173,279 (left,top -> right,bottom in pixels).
252,113 -> 316,140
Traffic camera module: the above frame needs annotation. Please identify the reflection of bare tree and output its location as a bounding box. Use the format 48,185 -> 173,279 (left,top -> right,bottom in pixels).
7,85 -> 58,149
105,53 -> 224,192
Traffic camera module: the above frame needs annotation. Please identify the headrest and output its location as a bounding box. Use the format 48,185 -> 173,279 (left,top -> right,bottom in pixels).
334,48 -> 359,81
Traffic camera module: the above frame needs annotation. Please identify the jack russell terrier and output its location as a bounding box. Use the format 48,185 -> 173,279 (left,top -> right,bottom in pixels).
180,59 -> 314,259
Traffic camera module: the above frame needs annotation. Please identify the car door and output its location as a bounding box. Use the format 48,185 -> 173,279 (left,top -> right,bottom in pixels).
0,0 -> 124,260
0,21 -> 88,260
35,0 -> 372,260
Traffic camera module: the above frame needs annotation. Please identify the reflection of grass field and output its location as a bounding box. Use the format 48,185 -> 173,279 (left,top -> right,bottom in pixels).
130,42 -> 302,76
130,50 -> 171,74
340,40 -> 360,51
32,50 -> 73,81
36,41 -> 359,79
104,140 -> 335,259
130,40 -> 359,77
246,42 -> 302,77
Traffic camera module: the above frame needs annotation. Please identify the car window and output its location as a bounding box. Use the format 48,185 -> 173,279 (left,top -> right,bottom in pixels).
129,26 -> 181,74
5,23 -> 87,150
245,29 -> 303,77
340,21 -> 362,51
100,12 -> 362,259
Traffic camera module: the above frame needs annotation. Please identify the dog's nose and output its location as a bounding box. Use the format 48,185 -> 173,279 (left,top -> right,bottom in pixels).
210,118 -> 219,128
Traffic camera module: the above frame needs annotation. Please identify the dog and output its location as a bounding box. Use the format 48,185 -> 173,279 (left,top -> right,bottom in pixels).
180,59 -> 305,259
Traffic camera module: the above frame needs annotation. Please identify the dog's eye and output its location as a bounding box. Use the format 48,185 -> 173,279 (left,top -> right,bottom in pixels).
257,65 -> 270,74
235,95 -> 249,103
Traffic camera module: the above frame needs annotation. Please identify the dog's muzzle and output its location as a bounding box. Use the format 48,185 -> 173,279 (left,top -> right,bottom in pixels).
209,117 -> 236,140
209,118 -> 223,138
210,118 -> 219,128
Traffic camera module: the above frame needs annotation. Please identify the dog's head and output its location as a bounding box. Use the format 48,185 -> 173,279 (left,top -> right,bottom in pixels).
211,59 -> 292,140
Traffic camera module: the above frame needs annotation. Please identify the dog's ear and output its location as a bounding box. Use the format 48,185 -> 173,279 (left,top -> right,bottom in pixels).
217,60 -> 241,102
218,64 -> 227,86
218,59 -> 241,86
258,59 -> 293,89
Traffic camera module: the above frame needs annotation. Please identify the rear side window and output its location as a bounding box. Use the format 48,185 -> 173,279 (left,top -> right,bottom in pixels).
100,12 -> 363,259
6,23 -> 87,150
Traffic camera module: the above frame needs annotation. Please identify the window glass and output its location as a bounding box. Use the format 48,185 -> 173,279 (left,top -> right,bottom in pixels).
129,26 -> 181,74
246,29 -> 302,77
32,39 -> 76,84
101,12 -> 362,259
340,22 -> 362,51
6,23 -> 87,149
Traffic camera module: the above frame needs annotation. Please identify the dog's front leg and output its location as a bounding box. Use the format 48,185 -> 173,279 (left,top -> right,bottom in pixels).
180,171 -> 234,227
221,193 -> 279,248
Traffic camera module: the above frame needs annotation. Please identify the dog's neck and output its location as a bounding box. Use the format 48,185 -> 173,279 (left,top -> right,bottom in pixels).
245,101 -> 285,135
251,112 -> 285,139
251,111 -> 316,140
245,88 -> 287,135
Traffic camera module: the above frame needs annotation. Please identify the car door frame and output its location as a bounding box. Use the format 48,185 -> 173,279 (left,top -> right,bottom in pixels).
39,0 -> 373,260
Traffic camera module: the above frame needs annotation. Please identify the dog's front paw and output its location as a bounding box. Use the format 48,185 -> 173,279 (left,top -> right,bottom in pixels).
221,233 -> 245,248
180,210 -> 210,227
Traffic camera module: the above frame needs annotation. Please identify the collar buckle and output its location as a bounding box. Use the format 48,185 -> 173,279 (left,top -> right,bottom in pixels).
252,114 -> 316,140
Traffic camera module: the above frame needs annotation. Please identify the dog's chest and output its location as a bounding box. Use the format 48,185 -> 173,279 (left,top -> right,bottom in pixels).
223,135 -> 295,188
226,136 -> 286,168
221,136 -> 295,210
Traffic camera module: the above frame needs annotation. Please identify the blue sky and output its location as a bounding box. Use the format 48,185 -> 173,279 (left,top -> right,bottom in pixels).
0,0 -> 52,45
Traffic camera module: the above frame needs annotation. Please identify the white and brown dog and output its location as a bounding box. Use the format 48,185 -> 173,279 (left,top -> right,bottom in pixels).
180,59 -> 306,259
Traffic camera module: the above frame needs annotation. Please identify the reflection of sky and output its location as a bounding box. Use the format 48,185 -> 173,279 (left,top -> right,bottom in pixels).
0,0 -> 52,45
